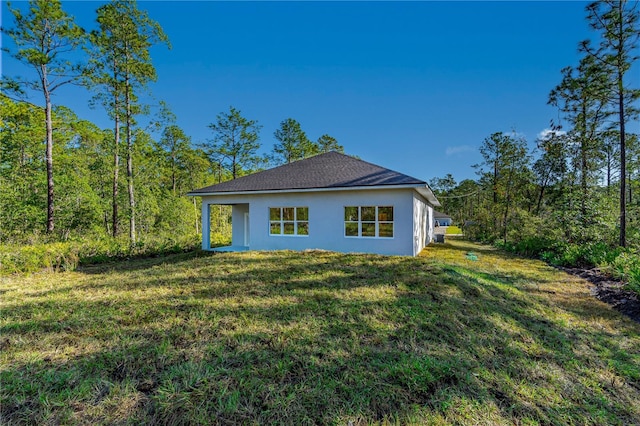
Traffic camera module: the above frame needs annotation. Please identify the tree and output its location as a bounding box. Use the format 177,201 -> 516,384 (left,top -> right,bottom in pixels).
600,130 -> 621,192
88,0 -> 169,244
0,94 -> 46,240
316,134 -> 344,154
87,3 -> 125,237
549,55 -> 611,225
581,0 -> 640,247
4,0 -> 86,233
207,106 -> 262,179
476,132 -> 531,243
429,173 -> 457,196
158,125 -> 192,193
272,118 -> 315,164
532,129 -> 568,215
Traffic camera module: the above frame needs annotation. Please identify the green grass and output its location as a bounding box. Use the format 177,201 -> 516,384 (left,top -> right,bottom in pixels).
444,226 -> 463,235
1,240 -> 639,425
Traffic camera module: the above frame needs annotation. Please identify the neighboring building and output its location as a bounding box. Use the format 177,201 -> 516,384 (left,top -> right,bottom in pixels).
188,152 -> 440,256
434,210 -> 452,227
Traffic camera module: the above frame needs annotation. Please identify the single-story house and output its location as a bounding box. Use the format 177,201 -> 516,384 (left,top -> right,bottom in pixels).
434,210 -> 452,227
188,151 -> 440,256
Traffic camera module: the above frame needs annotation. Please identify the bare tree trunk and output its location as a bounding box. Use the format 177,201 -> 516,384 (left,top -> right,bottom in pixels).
616,1 -> 627,247
45,89 -> 54,233
619,84 -> 626,247
607,148 -> 612,195
113,111 -> 120,237
125,68 -> 136,245
193,197 -> 199,235
627,172 -> 633,205
41,62 -> 55,233
172,157 -> 176,195
580,105 -> 588,222
104,210 -> 110,234
493,160 -> 498,204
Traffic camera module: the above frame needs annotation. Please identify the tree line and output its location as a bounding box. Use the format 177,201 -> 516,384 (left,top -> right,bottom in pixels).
431,1 -> 639,254
1,0 -> 343,246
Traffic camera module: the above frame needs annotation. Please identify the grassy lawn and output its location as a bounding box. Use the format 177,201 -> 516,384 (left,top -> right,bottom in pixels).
444,226 -> 463,235
1,240 -> 639,425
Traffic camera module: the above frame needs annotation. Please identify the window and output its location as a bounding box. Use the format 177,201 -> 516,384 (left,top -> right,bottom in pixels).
344,206 -> 393,238
269,207 -> 309,236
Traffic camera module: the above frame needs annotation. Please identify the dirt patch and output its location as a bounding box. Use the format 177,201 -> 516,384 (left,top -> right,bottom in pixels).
561,267 -> 640,323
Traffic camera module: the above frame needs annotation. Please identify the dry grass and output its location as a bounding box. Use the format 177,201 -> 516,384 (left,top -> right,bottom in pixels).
1,240 -> 639,425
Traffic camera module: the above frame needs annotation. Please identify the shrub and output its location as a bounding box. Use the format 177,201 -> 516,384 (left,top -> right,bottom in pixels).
0,234 -> 203,275
0,242 -> 80,274
611,251 -> 640,294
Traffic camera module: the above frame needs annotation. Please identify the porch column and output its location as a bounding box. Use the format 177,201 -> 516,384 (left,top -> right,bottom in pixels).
202,202 -> 211,250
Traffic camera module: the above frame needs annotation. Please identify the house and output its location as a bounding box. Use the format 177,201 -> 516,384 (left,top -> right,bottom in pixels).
434,210 -> 452,227
187,151 -> 440,256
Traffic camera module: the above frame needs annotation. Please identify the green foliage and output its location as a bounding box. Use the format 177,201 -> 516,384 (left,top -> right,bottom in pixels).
272,118 -> 316,164
429,173 -> 457,195
4,0 -> 86,79
205,106 -> 262,179
582,0 -> 640,247
4,0 -> 88,233
316,133 -> 344,153
435,1 -> 639,259
611,251 -> 640,293
497,236 -> 640,296
0,242 -> 79,274
475,132 -> 532,243
0,234 -> 202,275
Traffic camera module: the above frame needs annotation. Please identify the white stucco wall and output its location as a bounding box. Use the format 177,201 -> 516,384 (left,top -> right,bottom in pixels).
412,193 -> 434,256
200,188 -> 429,256
231,204 -> 249,246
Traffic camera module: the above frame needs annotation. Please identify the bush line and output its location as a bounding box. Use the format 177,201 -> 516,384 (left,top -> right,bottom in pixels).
495,237 -> 640,295
0,234 -> 213,275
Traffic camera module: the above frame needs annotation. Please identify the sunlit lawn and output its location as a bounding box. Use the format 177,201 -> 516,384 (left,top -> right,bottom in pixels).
1,240 -> 639,424
444,225 -> 463,235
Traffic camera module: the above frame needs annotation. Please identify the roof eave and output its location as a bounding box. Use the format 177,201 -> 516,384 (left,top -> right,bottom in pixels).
187,183 -> 429,198
415,186 -> 441,207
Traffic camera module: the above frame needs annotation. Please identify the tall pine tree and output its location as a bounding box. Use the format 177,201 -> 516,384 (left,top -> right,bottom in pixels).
582,0 -> 640,247
4,0 -> 86,234
88,0 -> 169,244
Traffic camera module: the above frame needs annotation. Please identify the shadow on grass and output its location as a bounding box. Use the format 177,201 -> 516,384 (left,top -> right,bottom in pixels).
2,248 -> 640,424
77,249 -> 215,275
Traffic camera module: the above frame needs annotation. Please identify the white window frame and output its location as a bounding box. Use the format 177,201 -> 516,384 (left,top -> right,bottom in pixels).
269,207 -> 309,237
344,206 -> 394,238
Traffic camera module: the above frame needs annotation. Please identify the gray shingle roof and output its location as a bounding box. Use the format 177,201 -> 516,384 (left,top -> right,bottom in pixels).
188,151 -> 427,194
433,210 -> 451,219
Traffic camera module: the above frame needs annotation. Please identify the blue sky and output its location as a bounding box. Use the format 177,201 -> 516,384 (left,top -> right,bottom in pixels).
3,1 -> 633,183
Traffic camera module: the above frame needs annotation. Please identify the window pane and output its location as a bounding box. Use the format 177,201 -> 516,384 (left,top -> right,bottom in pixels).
297,207 -> 308,221
284,222 -> 295,235
379,223 -> 394,238
269,208 -> 281,221
297,221 -> 309,235
345,222 -> 359,236
362,222 -> 375,237
345,206 -> 358,221
378,206 -> 393,221
270,222 -> 281,235
283,207 -> 295,221
361,206 -> 375,221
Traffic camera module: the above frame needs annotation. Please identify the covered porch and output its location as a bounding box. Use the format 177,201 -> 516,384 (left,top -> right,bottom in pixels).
202,202 -> 250,252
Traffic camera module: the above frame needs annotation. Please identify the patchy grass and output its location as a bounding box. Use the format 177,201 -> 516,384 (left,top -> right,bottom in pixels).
1,240 -> 639,425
